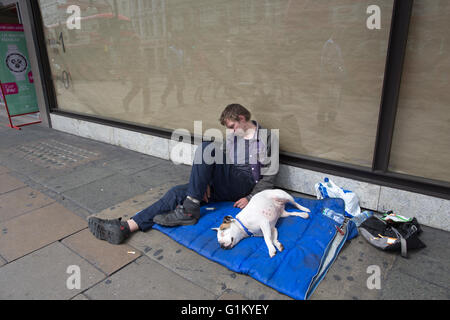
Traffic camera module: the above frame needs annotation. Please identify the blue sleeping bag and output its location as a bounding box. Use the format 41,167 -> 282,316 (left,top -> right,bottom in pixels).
153,196 -> 358,300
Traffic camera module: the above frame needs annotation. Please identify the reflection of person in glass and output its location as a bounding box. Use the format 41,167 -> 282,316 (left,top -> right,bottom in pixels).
318,32 -> 345,124
122,34 -> 150,113
161,33 -> 185,107
191,39 -> 213,104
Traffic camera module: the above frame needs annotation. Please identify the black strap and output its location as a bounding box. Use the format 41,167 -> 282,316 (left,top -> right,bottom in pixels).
391,227 -> 407,258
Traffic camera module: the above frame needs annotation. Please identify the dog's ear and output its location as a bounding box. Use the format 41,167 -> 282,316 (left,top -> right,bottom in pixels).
211,227 -> 220,232
219,215 -> 233,230
223,215 -> 233,223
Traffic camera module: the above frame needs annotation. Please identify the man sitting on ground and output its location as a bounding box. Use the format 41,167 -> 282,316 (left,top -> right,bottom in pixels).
88,103 -> 279,245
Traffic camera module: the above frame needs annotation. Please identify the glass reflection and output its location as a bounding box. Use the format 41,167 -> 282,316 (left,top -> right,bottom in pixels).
39,0 -> 392,167
390,0 -> 450,182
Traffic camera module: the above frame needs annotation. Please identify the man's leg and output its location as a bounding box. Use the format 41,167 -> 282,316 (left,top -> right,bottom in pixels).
153,141 -> 220,226
153,142 -> 256,226
132,184 -> 190,229
88,184 -> 189,244
209,166 -> 255,203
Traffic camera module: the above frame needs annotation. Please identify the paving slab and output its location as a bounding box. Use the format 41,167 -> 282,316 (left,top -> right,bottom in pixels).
71,293 -> 90,300
393,252 -> 450,292
217,289 -> 248,300
131,162 -> 191,189
41,164 -> 115,193
0,126 -> 55,151
128,230 -> 291,300
380,269 -> 450,300
104,151 -> 168,176
62,229 -> 141,275
413,226 -> 450,266
0,134 -> 126,185
0,187 -> 55,223
89,183 -> 177,221
12,138 -> 102,170
310,237 -> 396,300
0,173 -> 26,194
4,170 -> 94,219
84,255 -> 216,300
0,242 -> 105,300
312,225 -> 450,300
0,202 -> 87,262
0,165 -> 10,174
62,173 -> 152,213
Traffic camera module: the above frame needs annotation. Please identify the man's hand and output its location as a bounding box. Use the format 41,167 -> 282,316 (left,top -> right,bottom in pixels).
233,197 -> 249,209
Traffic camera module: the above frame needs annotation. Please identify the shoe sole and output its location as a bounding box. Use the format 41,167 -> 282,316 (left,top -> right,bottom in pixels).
88,217 -> 124,245
153,216 -> 198,227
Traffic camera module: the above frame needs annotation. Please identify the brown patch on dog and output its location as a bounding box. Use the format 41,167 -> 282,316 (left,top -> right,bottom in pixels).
219,215 -> 233,230
219,222 -> 231,230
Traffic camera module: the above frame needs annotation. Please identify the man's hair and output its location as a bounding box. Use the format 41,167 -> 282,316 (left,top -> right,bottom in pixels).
219,104 -> 251,126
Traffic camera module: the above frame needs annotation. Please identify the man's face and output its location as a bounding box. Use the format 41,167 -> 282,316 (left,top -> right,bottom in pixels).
224,117 -> 246,137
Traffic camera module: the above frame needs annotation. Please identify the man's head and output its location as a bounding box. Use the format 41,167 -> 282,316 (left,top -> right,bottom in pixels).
212,215 -> 248,249
219,104 -> 253,136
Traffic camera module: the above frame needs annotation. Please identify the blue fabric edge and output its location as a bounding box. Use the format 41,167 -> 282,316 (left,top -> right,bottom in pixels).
305,219 -> 358,299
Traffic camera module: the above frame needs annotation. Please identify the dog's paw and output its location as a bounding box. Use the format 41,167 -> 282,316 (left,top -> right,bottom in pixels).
269,247 -> 277,258
274,241 -> 284,252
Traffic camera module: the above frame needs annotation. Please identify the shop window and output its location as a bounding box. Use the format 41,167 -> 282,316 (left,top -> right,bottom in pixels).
390,0 -> 450,182
39,0 -> 392,168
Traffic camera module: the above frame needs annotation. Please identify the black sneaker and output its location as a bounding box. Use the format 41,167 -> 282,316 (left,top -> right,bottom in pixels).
88,217 -> 131,245
153,200 -> 200,227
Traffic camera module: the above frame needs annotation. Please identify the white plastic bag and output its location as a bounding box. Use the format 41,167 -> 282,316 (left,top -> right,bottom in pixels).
314,177 -> 361,217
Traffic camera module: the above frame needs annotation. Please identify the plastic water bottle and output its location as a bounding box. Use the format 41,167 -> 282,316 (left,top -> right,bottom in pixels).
322,208 -> 345,225
351,210 -> 374,227
324,177 -> 332,187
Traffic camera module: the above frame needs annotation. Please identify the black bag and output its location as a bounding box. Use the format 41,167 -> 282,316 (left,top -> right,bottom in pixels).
359,216 -> 426,258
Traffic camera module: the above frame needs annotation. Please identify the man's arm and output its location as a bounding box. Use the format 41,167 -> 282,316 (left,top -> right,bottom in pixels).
245,174 -> 276,201
245,127 -> 279,200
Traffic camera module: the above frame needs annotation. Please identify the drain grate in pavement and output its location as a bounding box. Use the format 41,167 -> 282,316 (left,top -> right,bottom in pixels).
13,139 -> 101,169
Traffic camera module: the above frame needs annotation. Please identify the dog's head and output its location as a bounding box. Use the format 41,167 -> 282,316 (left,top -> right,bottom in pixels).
212,215 -> 247,250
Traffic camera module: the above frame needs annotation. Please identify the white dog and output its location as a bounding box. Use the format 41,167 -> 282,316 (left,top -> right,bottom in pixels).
212,189 -> 310,258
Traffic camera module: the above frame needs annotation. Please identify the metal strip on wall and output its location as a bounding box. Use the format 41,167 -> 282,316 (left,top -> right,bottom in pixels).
372,0 -> 414,173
